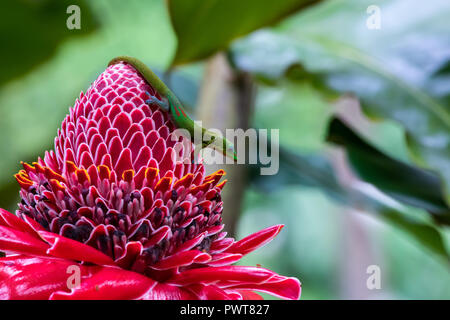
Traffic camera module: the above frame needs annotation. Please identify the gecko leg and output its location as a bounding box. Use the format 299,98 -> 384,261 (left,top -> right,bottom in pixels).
145,91 -> 169,111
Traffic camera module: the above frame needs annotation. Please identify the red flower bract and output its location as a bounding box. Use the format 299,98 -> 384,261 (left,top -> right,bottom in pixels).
0,62 -> 300,300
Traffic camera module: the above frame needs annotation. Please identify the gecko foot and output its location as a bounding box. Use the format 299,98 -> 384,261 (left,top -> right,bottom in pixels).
145,91 -> 169,111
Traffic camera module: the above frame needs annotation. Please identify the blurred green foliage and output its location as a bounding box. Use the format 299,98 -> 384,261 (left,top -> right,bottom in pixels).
231,0 -> 450,203
327,118 -> 450,223
1,0 -> 449,299
233,0 -> 450,197
0,0 -> 97,85
168,0 -> 321,65
0,0 -> 177,209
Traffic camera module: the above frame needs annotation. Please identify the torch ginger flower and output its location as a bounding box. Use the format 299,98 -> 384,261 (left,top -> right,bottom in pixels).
0,60 -> 301,300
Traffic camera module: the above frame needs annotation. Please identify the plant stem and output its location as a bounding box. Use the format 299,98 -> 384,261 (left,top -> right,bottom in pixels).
196,53 -> 255,236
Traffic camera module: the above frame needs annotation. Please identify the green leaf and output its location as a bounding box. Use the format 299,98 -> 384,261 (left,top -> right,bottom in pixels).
167,0 -> 321,66
231,0 -> 450,200
0,0 -> 98,86
0,180 -> 20,214
327,117 -> 450,225
249,71 -> 449,259
249,146 -> 450,263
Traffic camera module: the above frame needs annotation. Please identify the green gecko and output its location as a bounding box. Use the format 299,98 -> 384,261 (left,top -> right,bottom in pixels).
108,56 -> 237,162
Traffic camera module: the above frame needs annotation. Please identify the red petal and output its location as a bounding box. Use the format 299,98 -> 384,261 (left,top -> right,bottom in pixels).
138,283 -> 197,300
130,108 -> 145,123
169,266 -> 274,285
133,146 -> 152,171
187,284 -> 233,300
235,290 -> 263,300
112,112 -> 132,137
50,266 -> 157,300
108,135 -> 123,166
152,137 -> 166,162
225,225 -> 283,255
128,131 -> 146,160
38,231 -> 115,266
0,226 -> 49,256
123,123 -> 142,147
207,253 -> 243,267
114,148 -> 133,177
140,118 -> 155,133
210,237 -> 234,253
116,241 -> 143,269
159,147 -> 176,175
22,214 -> 47,234
154,176 -> 173,194
143,226 -> 170,248
0,209 -> 40,237
0,256 -> 83,299
98,116 -> 112,137
152,250 -> 211,270
174,232 -> 206,253
224,276 -> 301,300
